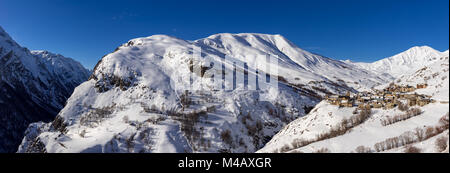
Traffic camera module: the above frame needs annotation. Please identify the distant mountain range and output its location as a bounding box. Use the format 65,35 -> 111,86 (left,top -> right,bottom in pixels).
347,46 -> 448,78
0,26 -> 90,152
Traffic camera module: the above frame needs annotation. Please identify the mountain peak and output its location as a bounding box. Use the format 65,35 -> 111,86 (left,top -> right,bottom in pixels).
120,34 -> 188,49
350,45 -> 447,78
390,45 -> 438,58
402,45 -> 439,55
0,26 -> 8,37
0,26 -> 19,49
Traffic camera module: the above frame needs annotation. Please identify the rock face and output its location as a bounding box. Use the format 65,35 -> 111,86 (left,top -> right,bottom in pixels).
0,26 -> 90,152
18,33 -> 390,153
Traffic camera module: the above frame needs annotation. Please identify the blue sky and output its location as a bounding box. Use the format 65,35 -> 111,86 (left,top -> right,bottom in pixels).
1,0 -> 448,69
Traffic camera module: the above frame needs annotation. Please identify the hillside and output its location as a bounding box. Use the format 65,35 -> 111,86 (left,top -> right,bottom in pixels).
258,52 -> 449,153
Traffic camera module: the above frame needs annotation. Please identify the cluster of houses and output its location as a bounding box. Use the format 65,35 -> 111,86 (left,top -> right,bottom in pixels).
325,83 -> 434,109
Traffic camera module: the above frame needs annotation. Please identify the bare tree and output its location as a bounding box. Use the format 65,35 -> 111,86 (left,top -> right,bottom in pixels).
414,127 -> 425,141
435,136 -> 448,152
220,130 -> 233,145
404,145 -> 421,153
355,146 -> 371,153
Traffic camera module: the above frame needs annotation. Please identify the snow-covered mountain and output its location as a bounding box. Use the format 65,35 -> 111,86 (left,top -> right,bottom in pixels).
31,50 -> 91,91
258,51 -> 449,153
18,33 -> 390,153
350,46 -> 448,78
0,26 -> 90,152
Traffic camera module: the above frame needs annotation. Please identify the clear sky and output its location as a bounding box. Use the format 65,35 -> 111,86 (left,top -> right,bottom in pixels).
1,0 -> 448,69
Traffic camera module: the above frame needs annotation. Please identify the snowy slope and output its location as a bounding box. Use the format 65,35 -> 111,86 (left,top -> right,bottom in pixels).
351,46 -> 447,78
18,33 -> 388,153
196,33 -> 390,91
0,26 -> 90,152
258,52 -> 449,153
258,101 -> 448,153
373,50 -> 449,101
395,51 -> 449,101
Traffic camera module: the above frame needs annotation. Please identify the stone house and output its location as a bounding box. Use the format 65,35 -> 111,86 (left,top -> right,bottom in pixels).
400,85 -> 415,93
416,83 -> 428,89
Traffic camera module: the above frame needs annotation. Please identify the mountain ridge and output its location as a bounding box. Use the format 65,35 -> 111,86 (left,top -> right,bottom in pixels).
351,45 -> 447,78
0,26 -> 90,152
